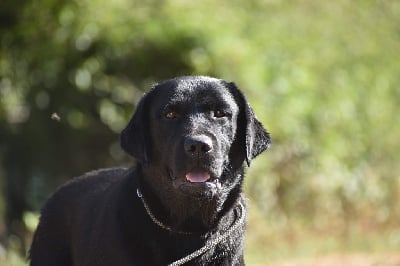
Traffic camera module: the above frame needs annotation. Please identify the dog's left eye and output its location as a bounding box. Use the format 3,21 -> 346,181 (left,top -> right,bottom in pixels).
165,111 -> 177,119
213,109 -> 226,118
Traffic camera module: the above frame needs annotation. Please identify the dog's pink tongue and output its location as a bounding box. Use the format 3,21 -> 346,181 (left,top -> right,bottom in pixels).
185,172 -> 210,183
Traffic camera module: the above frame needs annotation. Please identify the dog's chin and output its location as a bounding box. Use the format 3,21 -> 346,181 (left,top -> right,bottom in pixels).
172,178 -> 222,198
160,168 -> 234,230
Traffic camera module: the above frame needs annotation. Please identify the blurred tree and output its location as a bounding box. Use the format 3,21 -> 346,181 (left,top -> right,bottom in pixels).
0,0 -> 205,250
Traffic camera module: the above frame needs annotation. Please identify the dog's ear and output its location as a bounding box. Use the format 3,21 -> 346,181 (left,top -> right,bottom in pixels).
227,82 -> 271,167
120,93 -> 150,164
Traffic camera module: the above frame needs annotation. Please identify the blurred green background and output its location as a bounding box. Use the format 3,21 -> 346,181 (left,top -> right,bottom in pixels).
1,0 -> 399,265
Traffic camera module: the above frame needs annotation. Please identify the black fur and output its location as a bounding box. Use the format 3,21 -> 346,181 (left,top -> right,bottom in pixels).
29,76 -> 271,265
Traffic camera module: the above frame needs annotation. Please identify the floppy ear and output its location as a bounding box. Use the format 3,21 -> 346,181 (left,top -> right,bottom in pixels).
227,82 -> 271,167
120,93 -> 150,164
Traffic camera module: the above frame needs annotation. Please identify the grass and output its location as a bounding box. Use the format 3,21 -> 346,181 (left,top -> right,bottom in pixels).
245,200 -> 400,265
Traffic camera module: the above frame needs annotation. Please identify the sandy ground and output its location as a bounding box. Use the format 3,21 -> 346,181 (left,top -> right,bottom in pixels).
272,253 -> 400,266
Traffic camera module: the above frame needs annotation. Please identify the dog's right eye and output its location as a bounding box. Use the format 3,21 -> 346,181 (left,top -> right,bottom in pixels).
164,111 -> 177,119
213,109 -> 226,118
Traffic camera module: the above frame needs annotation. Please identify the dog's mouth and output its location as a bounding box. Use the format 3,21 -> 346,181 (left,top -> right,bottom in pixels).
169,168 -> 222,197
185,171 -> 211,183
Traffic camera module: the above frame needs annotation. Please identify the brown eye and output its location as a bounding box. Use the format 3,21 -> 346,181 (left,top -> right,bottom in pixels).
165,111 -> 177,119
214,109 -> 226,118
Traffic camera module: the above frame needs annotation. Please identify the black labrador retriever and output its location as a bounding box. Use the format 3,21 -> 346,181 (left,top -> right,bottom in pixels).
29,76 -> 271,265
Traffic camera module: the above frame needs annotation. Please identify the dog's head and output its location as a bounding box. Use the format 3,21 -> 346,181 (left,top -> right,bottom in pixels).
121,76 -> 270,228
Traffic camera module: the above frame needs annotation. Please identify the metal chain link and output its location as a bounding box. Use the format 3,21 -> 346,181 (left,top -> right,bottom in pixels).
168,202 -> 245,266
137,188 -> 245,266
137,188 -> 192,235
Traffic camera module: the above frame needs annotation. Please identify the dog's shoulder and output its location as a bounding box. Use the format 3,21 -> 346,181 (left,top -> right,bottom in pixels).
30,167 -> 140,265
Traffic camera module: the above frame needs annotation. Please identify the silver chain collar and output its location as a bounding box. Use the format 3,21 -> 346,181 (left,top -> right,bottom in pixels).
136,188 -> 192,235
136,188 -> 246,266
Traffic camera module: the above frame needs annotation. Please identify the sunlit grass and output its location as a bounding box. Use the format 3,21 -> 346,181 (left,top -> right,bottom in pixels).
245,201 -> 400,265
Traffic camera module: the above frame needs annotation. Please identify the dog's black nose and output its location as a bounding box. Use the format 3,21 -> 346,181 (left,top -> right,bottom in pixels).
184,136 -> 212,156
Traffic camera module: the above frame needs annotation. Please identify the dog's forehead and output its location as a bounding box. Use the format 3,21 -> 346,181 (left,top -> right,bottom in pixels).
153,78 -> 236,107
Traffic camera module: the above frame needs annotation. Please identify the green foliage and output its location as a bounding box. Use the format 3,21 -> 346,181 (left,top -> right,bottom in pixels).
1,0 -> 400,261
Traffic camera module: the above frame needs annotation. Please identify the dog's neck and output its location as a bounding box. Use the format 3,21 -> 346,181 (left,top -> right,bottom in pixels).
137,165 -> 244,233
